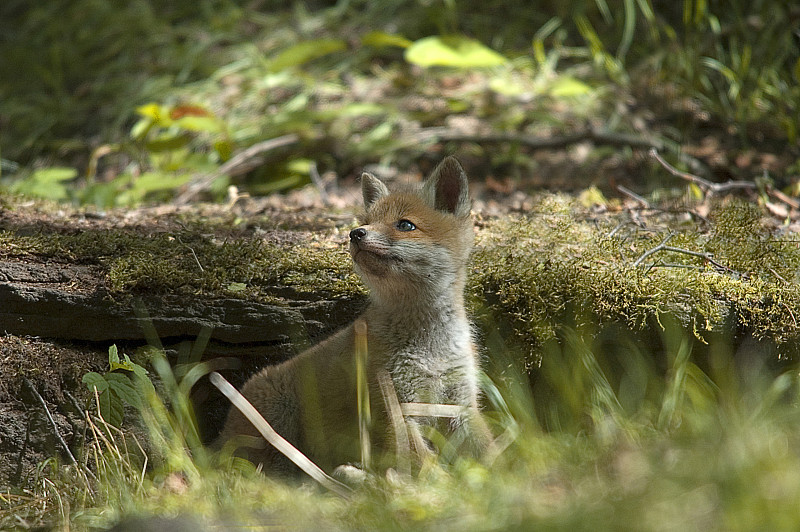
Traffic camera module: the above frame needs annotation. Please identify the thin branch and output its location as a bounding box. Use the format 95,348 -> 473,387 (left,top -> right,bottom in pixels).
308,161 -> 330,207
616,185 -> 651,208
175,134 -> 299,205
633,234 -> 676,268
417,127 -> 663,151
209,372 -> 352,498
633,234 -> 740,275
650,148 -> 757,194
767,186 -> 800,210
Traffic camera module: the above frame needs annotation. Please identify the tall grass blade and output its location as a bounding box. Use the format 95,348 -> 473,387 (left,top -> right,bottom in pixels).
209,372 -> 352,498
354,319 -> 372,471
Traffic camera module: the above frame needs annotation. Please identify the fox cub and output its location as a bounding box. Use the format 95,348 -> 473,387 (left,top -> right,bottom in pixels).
218,156 -> 486,473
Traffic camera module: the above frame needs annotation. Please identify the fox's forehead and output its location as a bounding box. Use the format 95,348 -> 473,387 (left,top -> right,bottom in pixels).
366,192 -> 430,221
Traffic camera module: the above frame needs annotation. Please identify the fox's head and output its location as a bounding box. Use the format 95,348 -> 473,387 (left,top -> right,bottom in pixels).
349,156 -> 473,303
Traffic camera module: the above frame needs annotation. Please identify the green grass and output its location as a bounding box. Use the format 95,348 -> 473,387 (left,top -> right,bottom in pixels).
3,321 -> 800,530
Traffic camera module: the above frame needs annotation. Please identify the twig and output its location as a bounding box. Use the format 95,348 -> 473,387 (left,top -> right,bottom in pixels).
175,134 -> 299,205
417,127 -> 664,151
308,161 -> 330,207
209,372 -> 352,498
633,234 -> 739,275
23,378 -> 78,466
767,185 -> 800,210
633,234 -> 676,268
650,148 -> 757,195
616,185 -> 651,208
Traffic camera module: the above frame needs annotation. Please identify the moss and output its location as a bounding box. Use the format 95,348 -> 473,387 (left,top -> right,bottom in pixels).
0,224 -> 365,302
471,197 -> 800,366
3,195 -> 799,363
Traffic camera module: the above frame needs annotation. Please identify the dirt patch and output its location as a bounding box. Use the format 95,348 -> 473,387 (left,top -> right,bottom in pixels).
0,336 -> 105,487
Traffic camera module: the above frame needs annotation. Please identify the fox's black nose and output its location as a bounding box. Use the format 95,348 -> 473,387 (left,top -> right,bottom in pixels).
349,227 -> 367,242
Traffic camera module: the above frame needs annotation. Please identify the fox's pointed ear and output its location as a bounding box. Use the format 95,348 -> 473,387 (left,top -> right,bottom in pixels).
361,172 -> 390,209
423,156 -> 471,216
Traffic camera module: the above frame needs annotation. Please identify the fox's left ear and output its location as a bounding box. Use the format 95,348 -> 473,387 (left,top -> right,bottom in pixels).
423,156 -> 471,217
361,172 -> 390,209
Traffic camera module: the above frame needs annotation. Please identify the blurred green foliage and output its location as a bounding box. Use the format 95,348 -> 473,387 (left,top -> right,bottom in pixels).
1,0 -> 797,205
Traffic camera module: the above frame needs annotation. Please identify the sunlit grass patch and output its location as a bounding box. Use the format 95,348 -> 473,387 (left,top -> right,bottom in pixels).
4,318 -> 800,530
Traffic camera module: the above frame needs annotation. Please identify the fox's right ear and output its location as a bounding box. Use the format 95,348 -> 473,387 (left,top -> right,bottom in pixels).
361,172 -> 390,209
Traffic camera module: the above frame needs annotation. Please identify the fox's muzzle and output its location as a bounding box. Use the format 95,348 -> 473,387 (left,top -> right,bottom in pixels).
349,227 -> 367,242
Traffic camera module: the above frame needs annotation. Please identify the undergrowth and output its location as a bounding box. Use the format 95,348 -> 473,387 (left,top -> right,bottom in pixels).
3,320 -> 800,530
2,1 -> 797,205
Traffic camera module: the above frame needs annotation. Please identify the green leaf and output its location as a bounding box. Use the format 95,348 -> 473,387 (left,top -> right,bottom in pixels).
549,76 -> 592,97
404,36 -> 507,68
286,158 -> 312,175
106,373 -> 140,408
110,350 -> 137,372
125,354 -> 149,377
489,77 -> 526,97
175,116 -> 222,134
82,372 -> 109,393
31,167 -> 78,183
136,103 -> 172,127
130,172 -> 192,194
11,178 -> 69,201
100,389 -> 124,428
269,39 -> 347,72
362,31 -> 412,49
108,344 -> 120,366
145,133 -> 191,153
130,117 -> 154,140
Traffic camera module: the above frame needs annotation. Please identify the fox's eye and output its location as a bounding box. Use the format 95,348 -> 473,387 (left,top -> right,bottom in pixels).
396,219 -> 416,232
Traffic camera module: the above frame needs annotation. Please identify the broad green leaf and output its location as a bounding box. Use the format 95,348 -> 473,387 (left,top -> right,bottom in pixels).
136,103 -> 172,126
175,116 -> 222,134
31,167 -> 78,182
130,172 -> 192,194
362,31 -> 412,49
405,36 -> 507,68
269,39 -> 347,72
110,351 -> 137,372
145,133 -> 190,153
101,389 -> 124,427
130,117 -> 153,140
124,354 -> 149,376
286,158 -> 312,174
18,181 -> 68,201
549,76 -> 592,97
108,344 -> 120,366
106,373 -> 140,408
82,372 -> 109,393
489,77 -> 526,96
